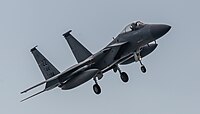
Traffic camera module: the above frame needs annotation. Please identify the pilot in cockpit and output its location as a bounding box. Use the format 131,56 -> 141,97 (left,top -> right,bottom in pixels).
130,23 -> 137,31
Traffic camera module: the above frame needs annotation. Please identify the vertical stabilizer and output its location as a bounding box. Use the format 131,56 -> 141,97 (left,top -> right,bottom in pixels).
63,30 -> 92,63
30,46 -> 60,89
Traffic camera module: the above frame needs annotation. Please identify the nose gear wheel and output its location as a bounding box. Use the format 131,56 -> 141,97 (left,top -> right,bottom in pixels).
141,65 -> 146,73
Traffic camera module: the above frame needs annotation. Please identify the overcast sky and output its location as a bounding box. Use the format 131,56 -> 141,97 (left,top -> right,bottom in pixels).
0,0 -> 200,114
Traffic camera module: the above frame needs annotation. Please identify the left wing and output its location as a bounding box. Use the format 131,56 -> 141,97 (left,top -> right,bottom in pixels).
21,90 -> 45,102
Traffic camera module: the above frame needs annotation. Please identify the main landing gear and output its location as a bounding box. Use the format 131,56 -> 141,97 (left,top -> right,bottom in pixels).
93,77 -> 101,94
114,65 -> 129,83
121,72 -> 129,82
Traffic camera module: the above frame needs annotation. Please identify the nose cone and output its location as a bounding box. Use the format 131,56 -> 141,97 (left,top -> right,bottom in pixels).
150,24 -> 171,39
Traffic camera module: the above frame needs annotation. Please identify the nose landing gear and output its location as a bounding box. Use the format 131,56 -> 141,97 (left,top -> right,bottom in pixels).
134,51 -> 147,73
139,60 -> 146,73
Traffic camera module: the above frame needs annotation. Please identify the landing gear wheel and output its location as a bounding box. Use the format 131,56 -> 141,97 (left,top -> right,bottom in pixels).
93,84 -> 101,94
141,65 -> 146,73
120,72 -> 129,83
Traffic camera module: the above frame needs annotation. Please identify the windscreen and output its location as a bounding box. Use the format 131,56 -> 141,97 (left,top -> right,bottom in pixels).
120,21 -> 145,34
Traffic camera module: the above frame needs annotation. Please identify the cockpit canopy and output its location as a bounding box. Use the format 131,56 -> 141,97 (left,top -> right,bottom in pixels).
120,21 -> 145,34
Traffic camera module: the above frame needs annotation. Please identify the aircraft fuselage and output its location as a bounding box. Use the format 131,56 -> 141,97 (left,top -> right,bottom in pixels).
61,23 -> 171,90
21,21 -> 171,102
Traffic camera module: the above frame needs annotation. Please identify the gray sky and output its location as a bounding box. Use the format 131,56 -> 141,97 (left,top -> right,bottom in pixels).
0,0 -> 200,114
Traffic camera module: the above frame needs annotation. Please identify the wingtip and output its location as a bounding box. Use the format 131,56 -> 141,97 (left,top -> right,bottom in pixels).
20,98 -> 29,102
63,30 -> 72,38
20,99 -> 25,102
20,91 -> 26,94
20,90 -> 46,102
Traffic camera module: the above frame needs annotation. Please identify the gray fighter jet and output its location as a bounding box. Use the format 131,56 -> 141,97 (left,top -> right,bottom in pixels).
21,21 -> 171,102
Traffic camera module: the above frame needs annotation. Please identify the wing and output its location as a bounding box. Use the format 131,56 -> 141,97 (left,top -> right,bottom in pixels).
101,41 -> 131,73
20,56 -> 93,102
99,41 -> 128,66
102,52 -> 134,73
20,90 -> 45,102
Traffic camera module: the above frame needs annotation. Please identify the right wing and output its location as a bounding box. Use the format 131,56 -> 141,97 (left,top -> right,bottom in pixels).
20,74 -> 60,94
20,74 -> 60,102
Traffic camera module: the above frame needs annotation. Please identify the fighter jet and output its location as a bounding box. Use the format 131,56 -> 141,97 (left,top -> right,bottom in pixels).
21,21 -> 171,102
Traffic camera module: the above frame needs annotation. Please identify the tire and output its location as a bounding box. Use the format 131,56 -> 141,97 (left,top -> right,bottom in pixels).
93,84 -> 101,94
141,65 -> 146,73
120,72 -> 129,83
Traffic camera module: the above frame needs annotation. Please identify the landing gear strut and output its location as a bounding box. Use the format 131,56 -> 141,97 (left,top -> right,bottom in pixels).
139,60 -> 146,73
93,77 -> 101,94
116,65 -> 129,83
134,51 -> 147,73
